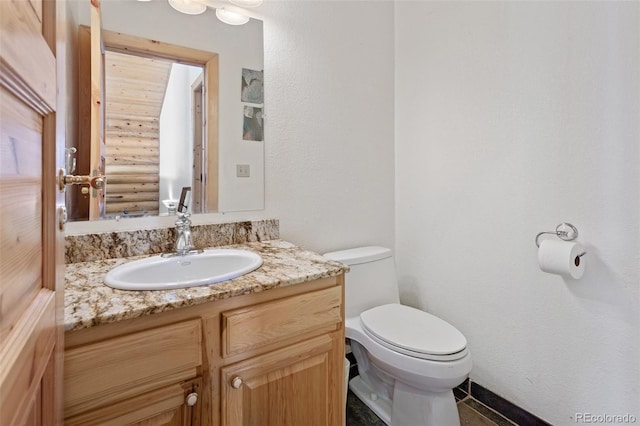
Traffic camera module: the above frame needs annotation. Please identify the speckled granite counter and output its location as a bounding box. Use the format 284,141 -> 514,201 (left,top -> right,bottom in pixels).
65,219 -> 279,263
65,240 -> 348,332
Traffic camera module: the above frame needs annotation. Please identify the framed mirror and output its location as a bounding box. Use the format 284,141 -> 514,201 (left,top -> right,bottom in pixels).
67,0 -> 264,223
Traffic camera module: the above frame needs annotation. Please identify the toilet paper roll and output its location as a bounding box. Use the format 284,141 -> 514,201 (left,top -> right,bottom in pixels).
538,240 -> 585,279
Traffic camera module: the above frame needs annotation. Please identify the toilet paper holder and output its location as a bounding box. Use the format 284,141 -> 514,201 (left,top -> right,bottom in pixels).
535,222 -> 586,257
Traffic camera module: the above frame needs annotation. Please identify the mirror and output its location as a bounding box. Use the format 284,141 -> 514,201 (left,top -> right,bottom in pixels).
68,0 -> 264,222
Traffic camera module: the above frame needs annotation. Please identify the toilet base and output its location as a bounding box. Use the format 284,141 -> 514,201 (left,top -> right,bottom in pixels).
349,375 -> 462,426
349,375 -> 392,425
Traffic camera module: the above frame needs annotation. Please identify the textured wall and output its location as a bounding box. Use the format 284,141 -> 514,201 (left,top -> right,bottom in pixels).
261,0 -> 396,253
395,2 -> 639,424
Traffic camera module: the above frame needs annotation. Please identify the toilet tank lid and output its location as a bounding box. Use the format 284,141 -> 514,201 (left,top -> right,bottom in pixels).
323,246 -> 392,266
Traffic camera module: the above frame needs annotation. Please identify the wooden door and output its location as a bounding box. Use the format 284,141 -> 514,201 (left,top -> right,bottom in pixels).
221,334 -> 342,426
75,1 -> 106,220
88,0 -> 106,219
0,0 -> 65,424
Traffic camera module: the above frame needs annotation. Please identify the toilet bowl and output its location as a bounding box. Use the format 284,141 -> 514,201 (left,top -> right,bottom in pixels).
347,306 -> 472,425
323,247 -> 472,426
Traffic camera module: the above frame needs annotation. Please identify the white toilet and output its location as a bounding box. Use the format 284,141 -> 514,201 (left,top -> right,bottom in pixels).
323,246 -> 472,426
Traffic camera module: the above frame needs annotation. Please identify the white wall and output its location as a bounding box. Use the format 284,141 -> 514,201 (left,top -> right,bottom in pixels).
261,0 -> 395,253
395,2 -> 639,424
159,64 -> 201,214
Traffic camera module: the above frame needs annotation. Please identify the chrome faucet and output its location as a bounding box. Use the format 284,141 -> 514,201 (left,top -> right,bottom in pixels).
175,212 -> 194,255
164,187 -> 201,257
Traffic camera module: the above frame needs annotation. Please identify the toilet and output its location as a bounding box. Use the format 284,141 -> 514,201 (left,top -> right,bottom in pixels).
323,246 -> 472,426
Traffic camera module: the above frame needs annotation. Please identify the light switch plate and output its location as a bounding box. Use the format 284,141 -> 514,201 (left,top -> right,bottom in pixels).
236,164 -> 250,177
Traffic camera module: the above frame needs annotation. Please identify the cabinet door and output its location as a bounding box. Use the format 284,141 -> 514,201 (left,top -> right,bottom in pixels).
65,378 -> 202,426
221,334 -> 342,426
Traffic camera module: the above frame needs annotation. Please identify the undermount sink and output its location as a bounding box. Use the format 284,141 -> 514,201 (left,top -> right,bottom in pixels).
104,249 -> 263,291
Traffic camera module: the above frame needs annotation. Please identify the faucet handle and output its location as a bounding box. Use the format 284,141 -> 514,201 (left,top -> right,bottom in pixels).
177,187 -> 192,213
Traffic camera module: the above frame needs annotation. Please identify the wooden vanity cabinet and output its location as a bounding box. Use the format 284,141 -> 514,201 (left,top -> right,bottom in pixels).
64,319 -> 204,425
219,285 -> 344,426
220,333 -> 342,426
63,275 -> 345,426
65,378 -> 202,426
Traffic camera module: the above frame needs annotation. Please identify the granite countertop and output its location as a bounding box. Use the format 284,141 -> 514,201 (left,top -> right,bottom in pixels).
65,240 -> 348,332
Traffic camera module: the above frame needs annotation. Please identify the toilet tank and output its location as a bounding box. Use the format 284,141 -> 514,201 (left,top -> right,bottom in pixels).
323,246 -> 400,319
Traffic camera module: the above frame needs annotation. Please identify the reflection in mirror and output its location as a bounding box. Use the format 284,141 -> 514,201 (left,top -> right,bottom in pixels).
177,186 -> 192,214
67,0 -> 264,224
102,49 -> 209,218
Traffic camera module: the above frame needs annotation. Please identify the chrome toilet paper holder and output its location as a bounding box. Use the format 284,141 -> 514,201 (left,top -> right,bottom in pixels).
535,223 -> 586,257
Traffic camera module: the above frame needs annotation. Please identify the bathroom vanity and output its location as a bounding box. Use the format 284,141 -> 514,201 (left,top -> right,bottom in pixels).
63,240 -> 347,426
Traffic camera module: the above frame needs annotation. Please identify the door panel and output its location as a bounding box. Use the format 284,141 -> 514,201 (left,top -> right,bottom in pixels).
0,86 -> 44,344
65,378 -> 202,426
221,335 -> 334,426
0,0 -> 56,112
0,290 -> 56,424
0,0 -> 64,424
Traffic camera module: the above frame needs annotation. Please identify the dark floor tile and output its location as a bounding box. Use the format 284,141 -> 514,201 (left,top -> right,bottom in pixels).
454,378 -> 470,401
458,401 -> 501,426
454,386 -> 468,401
471,383 -> 551,426
462,398 -> 517,426
346,390 -> 386,426
457,378 -> 471,394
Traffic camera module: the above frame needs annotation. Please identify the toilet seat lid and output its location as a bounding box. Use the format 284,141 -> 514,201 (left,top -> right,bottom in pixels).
360,304 -> 467,360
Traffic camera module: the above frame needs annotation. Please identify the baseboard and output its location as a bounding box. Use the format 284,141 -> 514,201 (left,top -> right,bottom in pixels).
469,381 -> 551,425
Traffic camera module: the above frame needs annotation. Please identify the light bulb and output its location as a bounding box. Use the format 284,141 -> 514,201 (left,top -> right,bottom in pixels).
215,8 -> 250,25
168,0 -> 207,15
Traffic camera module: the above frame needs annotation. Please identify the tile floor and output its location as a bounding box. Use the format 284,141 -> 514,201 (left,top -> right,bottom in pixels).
346,390 -> 516,426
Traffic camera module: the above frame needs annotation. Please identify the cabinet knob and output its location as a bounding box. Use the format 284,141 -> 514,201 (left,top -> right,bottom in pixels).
185,392 -> 198,407
231,376 -> 243,389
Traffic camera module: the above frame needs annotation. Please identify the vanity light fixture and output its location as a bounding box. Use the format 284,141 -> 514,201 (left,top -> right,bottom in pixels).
165,0 -> 254,25
215,7 -> 250,25
168,0 -> 207,15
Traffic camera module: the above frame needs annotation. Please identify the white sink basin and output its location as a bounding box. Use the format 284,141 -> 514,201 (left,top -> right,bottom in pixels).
104,249 -> 263,291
